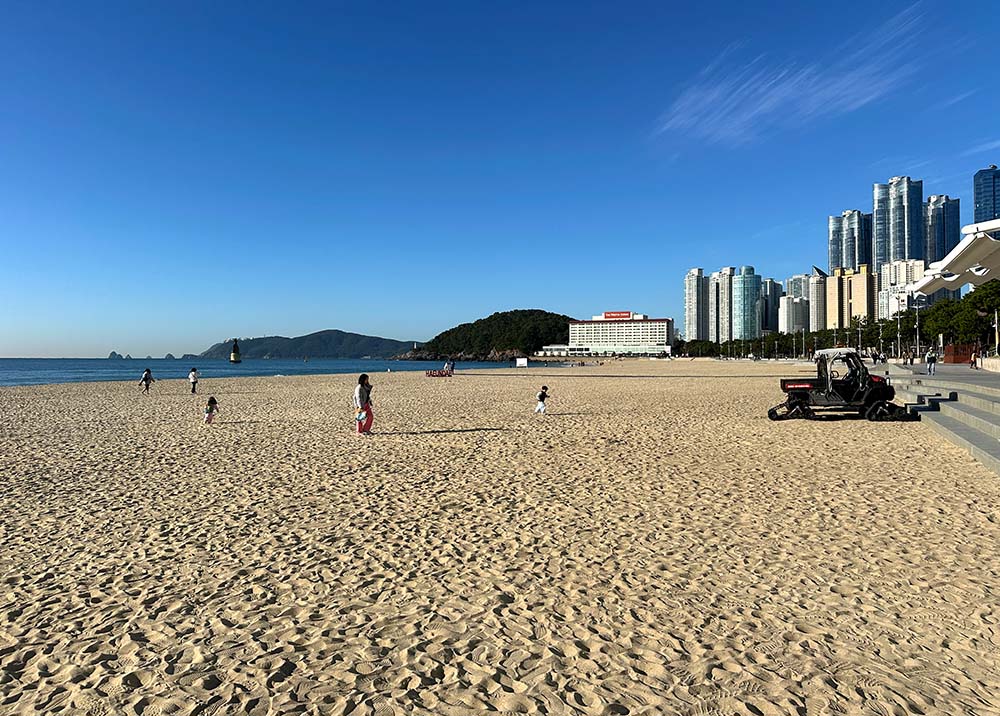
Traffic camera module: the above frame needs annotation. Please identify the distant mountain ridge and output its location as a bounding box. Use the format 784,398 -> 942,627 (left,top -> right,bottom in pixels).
199,330 -> 415,360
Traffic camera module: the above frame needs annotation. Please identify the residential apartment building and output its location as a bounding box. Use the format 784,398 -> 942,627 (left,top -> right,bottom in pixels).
974,164 -> 1000,223
924,194 -> 961,263
732,266 -> 762,340
778,296 -> 809,334
708,267 -> 736,344
828,209 -> 872,272
785,273 -> 810,299
760,278 -> 783,333
873,176 -> 924,273
826,265 -> 875,330
683,268 -> 710,341
808,269 -> 827,332
876,259 -> 925,320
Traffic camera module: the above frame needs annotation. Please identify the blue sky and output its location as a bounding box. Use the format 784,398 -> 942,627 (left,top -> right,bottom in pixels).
2,0 -> 998,356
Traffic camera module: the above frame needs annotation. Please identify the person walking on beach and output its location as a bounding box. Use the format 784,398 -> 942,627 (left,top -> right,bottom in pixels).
970,350 -> 978,370
188,367 -> 199,394
925,348 -> 937,375
354,373 -> 374,435
534,385 -> 549,414
139,368 -> 155,394
203,396 -> 220,424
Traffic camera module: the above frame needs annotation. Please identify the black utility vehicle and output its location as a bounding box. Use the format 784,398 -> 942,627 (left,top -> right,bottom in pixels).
768,348 -> 905,421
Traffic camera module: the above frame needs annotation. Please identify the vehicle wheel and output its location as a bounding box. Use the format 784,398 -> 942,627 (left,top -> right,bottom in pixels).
866,400 -> 892,421
787,400 -> 814,420
767,407 -> 781,421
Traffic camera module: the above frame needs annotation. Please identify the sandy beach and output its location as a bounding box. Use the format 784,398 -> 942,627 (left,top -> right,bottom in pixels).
1,360 -> 999,715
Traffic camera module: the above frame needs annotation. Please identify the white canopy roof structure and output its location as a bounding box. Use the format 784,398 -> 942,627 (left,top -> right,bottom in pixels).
910,218 -> 1000,296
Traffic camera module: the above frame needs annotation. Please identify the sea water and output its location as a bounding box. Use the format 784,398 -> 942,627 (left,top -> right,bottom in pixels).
0,358 -> 512,387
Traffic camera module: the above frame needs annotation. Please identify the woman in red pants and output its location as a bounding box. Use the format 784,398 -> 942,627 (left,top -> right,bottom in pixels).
353,373 -> 374,435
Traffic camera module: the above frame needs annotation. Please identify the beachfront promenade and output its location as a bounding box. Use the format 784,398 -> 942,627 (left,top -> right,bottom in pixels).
1,361 -> 998,714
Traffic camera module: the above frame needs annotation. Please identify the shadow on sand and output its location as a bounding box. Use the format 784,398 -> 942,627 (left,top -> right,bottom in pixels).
804,413 -> 863,422
378,427 -> 508,436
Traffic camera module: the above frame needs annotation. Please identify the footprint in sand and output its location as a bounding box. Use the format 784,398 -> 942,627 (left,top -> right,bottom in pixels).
682,702 -> 735,716
369,696 -> 396,716
197,699 -> 235,716
664,664 -> 698,686
77,695 -> 112,716
99,679 -> 127,698
861,701 -> 891,716
753,637 -> 785,656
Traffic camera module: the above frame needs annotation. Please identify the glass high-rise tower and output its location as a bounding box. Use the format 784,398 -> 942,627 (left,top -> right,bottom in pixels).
974,165 -> 1000,223
828,215 -> 843,272
732,266 -> 762,340
924,195 -> 960,263
828,209 -> 872,272
873,176 -> 924,273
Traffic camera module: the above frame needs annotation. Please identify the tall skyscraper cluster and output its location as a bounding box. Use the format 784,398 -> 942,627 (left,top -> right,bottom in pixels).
682,165 -> 997,342
833,176 -> 962,276
684,265 -> 782,343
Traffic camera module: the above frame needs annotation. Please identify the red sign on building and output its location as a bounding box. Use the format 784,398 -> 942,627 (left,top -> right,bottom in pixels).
603,311 -> 632,320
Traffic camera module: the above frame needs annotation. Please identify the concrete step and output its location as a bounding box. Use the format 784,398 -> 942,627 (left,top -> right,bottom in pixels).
891,377 -> 1000,413
894,387 -> 940,404
895,376 -> 1000,400
956,389 -> 1000,416
885,377 -> 1000,474
938,400 -> 1000,440
893,387 -> 953,417
918,412 -> 1000,475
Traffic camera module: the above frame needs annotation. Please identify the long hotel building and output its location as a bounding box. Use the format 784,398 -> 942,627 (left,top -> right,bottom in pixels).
568,311 -> 674,356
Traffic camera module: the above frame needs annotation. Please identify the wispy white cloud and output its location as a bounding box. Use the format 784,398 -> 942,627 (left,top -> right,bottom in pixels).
923,169 -> 974,189
869,156 -> 933,172
931,89 -> 977,111
960,139 -> 1000,157
658,4 -> 926,146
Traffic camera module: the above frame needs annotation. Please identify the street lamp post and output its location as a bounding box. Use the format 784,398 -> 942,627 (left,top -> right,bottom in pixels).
896,304 -> 903,358
914,295 -> 926,357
